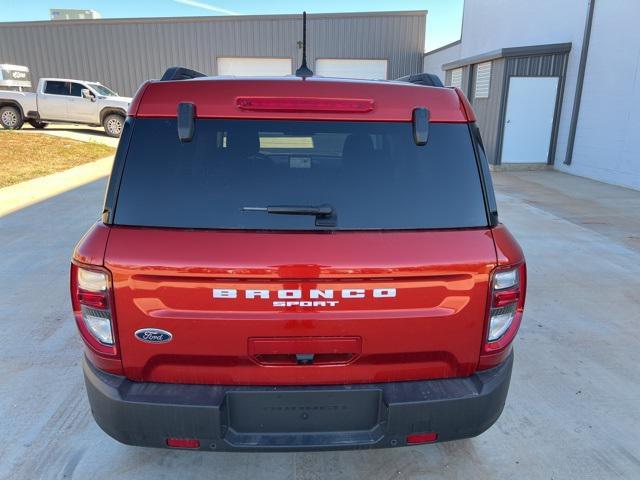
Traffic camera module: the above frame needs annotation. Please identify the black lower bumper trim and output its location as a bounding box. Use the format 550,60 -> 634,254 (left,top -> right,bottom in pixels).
83,354 -> 513,451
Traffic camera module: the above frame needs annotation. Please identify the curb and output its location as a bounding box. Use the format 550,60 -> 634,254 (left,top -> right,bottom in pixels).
0,155 -> 113,217
489,163 -> 552,172
17,126 -> 119,148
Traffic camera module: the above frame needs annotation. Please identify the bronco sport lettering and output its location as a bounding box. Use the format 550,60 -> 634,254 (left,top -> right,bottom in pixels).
213,288 -> 397,307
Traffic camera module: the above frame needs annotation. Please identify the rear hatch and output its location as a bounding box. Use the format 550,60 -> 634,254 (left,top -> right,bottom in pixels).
106,116 -> 496,385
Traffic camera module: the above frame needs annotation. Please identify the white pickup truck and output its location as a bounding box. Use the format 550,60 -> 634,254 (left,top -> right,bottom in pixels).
0,78 -> 131,137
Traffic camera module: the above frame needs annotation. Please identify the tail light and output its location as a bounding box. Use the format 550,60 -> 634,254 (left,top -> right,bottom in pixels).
70,263 -> 118,358
479,263 -> 526,370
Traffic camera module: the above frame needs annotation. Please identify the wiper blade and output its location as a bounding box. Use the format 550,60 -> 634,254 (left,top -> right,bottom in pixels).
243,205 -> 333,216
242,204 -> 336,227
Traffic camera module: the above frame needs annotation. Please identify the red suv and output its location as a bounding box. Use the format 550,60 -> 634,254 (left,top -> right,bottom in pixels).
71,68 -> 525,451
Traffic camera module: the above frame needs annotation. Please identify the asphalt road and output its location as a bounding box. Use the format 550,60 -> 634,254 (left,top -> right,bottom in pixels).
1,170 -> 639,479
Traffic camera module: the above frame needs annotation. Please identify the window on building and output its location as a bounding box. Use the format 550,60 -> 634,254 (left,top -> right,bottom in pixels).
474,62 -> 492,98
449,68 -> 463,89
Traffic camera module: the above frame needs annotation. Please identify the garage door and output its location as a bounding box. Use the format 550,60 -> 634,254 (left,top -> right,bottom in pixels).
217,57 -> 292,76
315,59 -> 388,80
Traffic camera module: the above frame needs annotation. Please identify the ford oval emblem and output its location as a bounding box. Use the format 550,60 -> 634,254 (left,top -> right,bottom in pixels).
134,328 -> 173,344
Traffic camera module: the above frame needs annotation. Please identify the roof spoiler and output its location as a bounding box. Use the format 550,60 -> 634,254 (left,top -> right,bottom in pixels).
396,73 -> 444,88
160,66 -> 207,81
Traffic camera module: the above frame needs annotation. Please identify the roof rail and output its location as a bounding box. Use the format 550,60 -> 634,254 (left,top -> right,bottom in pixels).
396,73 -> 444,88
160,66 -> 207,82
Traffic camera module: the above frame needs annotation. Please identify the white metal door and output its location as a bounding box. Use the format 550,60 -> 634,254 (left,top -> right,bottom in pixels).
217,57 -> 291,76
501,77 -> 559,164
315,59 -> 388,80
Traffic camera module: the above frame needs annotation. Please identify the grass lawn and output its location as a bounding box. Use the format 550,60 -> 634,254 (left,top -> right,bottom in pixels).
0,131 -> 115,188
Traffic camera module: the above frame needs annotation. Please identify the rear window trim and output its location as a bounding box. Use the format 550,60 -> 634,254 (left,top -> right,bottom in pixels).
106,223 -> 494,234
469,123 -> 498,226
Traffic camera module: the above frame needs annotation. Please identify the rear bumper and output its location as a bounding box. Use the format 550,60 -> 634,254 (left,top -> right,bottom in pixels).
83,353 -> 513,452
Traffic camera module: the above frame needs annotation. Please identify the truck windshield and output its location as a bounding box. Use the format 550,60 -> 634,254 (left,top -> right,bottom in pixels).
113,119 -> 488,230
89,83 -> 116,96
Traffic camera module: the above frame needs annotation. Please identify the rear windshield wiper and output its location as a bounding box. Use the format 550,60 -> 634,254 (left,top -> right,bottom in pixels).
242,204 -> 336,227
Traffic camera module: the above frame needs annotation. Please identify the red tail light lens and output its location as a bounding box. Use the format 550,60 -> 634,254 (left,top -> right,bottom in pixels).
77,290 -> 108,309
70,263 -> 117,356
479,263 -> 526,370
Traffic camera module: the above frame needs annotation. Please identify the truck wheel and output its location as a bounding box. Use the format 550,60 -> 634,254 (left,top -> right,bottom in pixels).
103,113 -> 124,138
28,119 -> 48,129
0,106 -> 24,130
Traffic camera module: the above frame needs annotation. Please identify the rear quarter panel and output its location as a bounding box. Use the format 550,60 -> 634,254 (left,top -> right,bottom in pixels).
492,224 -> 525,266
0,91 -> 37,114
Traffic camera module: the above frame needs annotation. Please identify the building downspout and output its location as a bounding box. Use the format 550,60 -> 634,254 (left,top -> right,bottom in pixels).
564,0 -> 595,165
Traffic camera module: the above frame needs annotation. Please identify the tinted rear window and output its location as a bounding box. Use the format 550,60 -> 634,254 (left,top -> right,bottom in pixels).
44,81 -> 68,95
114,119 -> 488,230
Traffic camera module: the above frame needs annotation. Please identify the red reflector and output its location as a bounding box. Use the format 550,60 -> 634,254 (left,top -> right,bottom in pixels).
406,432 -> 438,445
77,290 -> 108,309
493,288 -> 520,308
166,437 -> 200,449
236,96 -> 375,113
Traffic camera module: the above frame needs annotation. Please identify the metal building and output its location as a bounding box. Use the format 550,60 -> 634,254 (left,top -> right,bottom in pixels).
441,43 -> 571,166
0,11 -> 426,97
424,0 -> 640,191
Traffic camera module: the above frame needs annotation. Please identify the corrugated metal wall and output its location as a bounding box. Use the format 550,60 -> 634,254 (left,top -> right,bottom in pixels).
470,58 -> 505,165
0,11 -> 425,96
504,52 -> 569,77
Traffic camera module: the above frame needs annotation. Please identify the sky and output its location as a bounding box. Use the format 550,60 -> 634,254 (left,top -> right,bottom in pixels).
0,0 -> 463,51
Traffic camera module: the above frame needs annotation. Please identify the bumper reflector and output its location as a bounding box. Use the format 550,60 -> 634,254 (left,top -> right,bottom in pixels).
406,432 -> 438,445
166,437 -> 200,449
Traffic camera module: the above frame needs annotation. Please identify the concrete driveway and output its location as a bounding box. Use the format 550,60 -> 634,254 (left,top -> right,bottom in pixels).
1,170 -> 639,479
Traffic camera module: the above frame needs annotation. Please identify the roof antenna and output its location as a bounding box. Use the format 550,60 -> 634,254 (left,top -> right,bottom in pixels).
295,11 -> 313,78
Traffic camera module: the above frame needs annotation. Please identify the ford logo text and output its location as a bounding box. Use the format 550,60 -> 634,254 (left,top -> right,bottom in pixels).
134,328 -> 173,344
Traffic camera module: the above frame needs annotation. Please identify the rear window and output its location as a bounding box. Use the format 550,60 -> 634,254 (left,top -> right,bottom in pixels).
113,119 -> 488,230
44,81 -> 69,95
